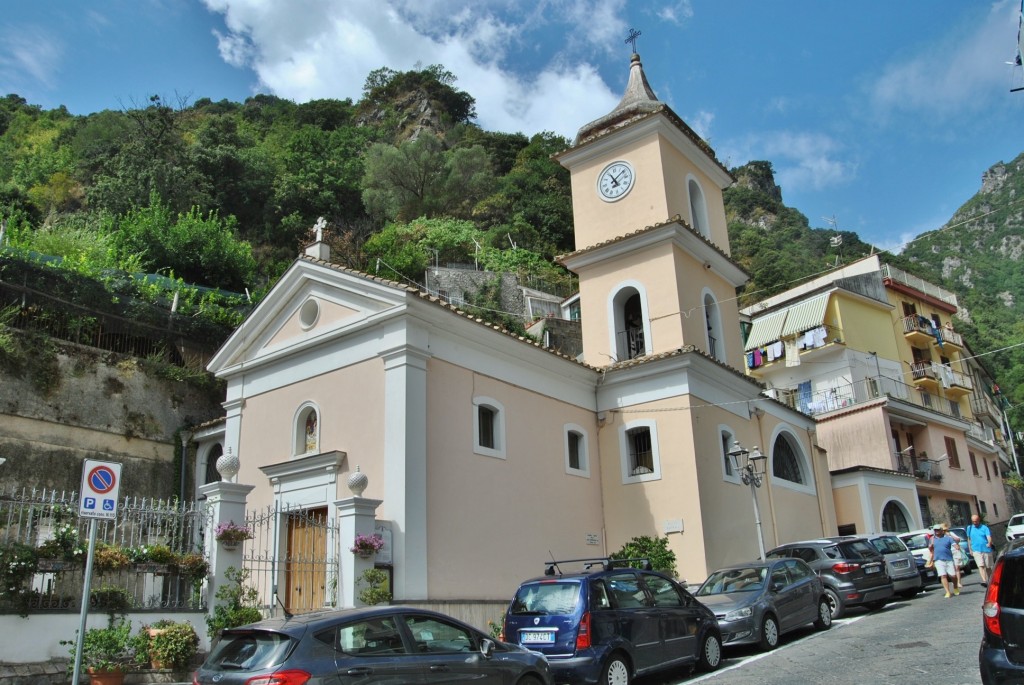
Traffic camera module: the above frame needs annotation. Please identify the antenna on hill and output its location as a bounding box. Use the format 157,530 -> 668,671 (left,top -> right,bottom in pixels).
823,214 -> 842,267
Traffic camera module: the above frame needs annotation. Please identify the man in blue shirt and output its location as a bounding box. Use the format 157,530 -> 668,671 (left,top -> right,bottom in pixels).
929,523 -> 958,598
967,514 -> 994,586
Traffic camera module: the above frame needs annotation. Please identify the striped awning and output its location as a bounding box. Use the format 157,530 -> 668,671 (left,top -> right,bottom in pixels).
744,309 -> 789,351
781,293 -> 830,337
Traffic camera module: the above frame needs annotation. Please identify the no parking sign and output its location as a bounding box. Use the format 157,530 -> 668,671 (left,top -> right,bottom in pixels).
79,459 -> 122,519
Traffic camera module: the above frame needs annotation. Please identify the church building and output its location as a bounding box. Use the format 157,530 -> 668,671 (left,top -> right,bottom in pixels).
201,50 -> 836,613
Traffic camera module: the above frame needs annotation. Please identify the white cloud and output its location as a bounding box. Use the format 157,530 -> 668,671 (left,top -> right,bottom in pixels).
200,0 -> 621,138
867,1 -> 1018,117
0,25 -> 63,90
720,131 -> 857,192
687,109 -> 714,141
653,0 -> 694,26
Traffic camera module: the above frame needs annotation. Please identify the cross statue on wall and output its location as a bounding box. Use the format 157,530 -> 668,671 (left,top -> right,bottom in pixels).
625,28 -> 641,54
313,216 -> 327,242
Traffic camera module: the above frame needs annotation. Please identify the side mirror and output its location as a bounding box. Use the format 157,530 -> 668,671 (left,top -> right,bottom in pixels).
480,638 -> 495,658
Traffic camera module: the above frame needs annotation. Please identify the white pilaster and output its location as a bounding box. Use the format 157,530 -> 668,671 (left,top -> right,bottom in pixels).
380,341 -> 430,599
336,497 -> 383,607
199,480 -> 255,617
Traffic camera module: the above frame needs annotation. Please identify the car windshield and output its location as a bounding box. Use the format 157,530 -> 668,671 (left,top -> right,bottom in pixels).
696,567 -> 767,595
510,581 -> 582,615
1012,516 -> 1024,526
901,533 -> 930,551
869,536 -> 907,554
206,631 -> 293,671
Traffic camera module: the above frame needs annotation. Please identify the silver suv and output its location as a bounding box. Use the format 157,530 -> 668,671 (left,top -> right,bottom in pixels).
850,534 -> 922,599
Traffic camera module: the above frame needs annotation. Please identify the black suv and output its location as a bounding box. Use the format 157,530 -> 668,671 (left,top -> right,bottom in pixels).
980,538 -> 1024,683
766,538 -> 894,619
502,558 -> 722,685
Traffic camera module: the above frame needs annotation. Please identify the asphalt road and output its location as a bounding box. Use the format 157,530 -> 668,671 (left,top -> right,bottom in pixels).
639,573 -> 987,685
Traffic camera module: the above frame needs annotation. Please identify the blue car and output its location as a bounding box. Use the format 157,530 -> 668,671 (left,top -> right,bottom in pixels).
502,558 -> 722,685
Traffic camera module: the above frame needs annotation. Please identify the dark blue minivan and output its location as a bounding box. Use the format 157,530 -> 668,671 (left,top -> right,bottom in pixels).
502,558 -> 722,685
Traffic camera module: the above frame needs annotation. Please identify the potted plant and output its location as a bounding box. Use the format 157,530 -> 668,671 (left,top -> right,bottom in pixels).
350,533 -> 384,558
214,521 -> 253,551
65,619 -> 138,685
140,620 -> 199,670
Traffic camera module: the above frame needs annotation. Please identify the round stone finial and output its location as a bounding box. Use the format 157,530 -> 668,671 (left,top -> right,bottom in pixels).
217,447 -> 240,482
347,465 -> 368,497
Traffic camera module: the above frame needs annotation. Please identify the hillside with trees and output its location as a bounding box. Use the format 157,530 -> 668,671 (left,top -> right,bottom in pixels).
0,65 -> 1021,425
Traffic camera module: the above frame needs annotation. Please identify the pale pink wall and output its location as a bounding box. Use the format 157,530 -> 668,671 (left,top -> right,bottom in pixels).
236,359 -> 386,514
265,297 -> 360,350
658,139 -> 730,252
424,359 -> 605,599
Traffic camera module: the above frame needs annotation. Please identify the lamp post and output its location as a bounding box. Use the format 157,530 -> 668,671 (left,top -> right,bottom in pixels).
728,441 -> 769,560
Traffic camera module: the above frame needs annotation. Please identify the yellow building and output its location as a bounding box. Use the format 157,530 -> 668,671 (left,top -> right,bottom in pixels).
741,255 -> 1011,533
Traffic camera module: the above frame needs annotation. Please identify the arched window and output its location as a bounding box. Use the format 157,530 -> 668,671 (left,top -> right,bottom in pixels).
619,420 -> 662,483
473,396 -> 506,459
611,284 -> 649,361
881,501 -> 911,533
703,290 -> 725,363
719,427 -> 740,483
205,444 -> 223,484
294,403 -> 320,456
772,432 -> 805,484
564,424 -> 590,477
688,178 -> 709,238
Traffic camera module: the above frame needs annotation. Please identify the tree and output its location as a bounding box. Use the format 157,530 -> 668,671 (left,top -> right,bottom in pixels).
361,133 -> 494,222
609,536 -> 677,576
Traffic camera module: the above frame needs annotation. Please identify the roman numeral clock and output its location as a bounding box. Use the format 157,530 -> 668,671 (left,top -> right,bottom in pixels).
596,160 -> 635,202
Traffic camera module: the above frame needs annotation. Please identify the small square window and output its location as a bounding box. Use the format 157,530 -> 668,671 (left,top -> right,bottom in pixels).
473,397 -> 506,459
620,421 -> 661,483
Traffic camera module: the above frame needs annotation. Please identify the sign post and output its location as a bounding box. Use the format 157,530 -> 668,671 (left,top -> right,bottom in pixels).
71,460 -> 123,685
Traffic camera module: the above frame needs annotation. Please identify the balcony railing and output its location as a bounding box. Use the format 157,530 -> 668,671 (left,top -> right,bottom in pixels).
771,376 -> 964,421
882,264 -> 959,307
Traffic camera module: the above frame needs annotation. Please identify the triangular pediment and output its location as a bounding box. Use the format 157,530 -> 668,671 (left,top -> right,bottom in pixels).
208,258 -> 409,374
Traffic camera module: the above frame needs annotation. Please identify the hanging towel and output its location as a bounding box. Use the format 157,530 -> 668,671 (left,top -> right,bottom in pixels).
814,326 -> 828,346
782,339 -> 798,366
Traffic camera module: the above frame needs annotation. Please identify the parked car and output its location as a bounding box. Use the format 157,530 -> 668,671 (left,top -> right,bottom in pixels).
502,558 -> 722,684
848,533 -> 923,599
766,538 -> 894,619
694,558 -> 831,651
899,528 -> 971,575
1006,514 -> 1024,542
193,606 -> 554,685
980,538 -> 1024,683
913,553 -> 941,588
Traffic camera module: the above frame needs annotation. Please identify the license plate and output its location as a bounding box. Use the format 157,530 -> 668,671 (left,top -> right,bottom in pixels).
521,631 -> 555,645
864,565 -> 880,574
893,560 -> 910,569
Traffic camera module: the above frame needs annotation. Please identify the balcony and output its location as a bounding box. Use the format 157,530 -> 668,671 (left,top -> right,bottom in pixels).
967,423 -> 997,446
914,459 -> 944,483
882,264 -> 959,307
901,315 -> 938,346
943,367 -> 973,399
936,326 -> 963,350
745,323 -> 845,376
910,360 -> 940,392
769,375 -> 968,423
970,392 -> 1003,422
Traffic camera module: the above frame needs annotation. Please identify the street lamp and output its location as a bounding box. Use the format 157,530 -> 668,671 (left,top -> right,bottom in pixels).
728,441 -> 769,560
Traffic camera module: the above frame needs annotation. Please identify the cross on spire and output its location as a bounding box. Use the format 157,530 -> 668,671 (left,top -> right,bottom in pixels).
625,28 -> 641,54
313,216 -> 327,242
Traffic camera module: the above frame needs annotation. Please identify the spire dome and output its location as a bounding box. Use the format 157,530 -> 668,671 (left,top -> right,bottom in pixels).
573,52 -> 664,145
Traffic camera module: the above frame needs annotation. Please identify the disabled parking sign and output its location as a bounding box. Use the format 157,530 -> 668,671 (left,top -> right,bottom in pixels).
79,459 -> 122,519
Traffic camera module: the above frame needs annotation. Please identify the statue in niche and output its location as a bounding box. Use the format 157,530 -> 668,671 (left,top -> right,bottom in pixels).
305,410 -> 318,453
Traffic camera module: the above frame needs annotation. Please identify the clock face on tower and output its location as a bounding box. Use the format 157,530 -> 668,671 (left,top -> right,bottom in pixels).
596,160 -> 635,202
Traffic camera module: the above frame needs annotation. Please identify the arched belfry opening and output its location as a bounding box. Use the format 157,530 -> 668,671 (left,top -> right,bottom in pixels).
613,288 -> 647,361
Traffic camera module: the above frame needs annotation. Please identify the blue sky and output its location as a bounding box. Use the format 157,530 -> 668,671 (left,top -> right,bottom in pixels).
2,1 -> 1022,253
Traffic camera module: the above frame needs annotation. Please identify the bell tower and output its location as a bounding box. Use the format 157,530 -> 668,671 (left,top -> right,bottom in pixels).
556,47 -> 748,370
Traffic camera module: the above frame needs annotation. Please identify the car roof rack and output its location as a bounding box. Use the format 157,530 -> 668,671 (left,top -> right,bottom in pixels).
543,557 -> 653,576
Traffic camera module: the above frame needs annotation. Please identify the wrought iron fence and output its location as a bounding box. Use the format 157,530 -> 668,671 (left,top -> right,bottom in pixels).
243,503 -> 340,615
0,487 -> 210,613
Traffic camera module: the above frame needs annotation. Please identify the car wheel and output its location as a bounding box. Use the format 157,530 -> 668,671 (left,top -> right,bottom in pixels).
697,632 -> 722,671
601,654 -> 631,685
758,614 -> 779,651
814,598 -> 832,630
823,587 -> 845,620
